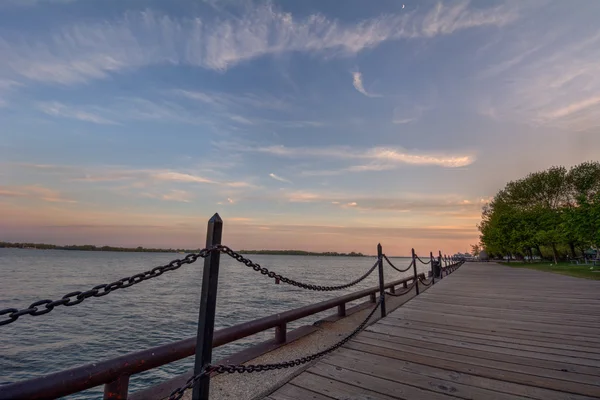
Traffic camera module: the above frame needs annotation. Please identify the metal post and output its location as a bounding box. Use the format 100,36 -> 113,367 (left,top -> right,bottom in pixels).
438,251 -> 443,280
275,323 -> 286,343
192,213 -> 223,400
429,251 -> 435,285
103,376 -> 129,400
411,248 -> 419,295
377,243 -> 386,318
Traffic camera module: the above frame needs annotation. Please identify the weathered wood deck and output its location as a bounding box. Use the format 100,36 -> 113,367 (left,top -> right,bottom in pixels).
265,262 -> 600,400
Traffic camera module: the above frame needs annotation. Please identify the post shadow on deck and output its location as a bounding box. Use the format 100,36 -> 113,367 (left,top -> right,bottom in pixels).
193,213 -> 223,400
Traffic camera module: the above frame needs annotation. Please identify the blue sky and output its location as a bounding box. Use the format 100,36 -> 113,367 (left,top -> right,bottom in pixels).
1,0 -> 599,254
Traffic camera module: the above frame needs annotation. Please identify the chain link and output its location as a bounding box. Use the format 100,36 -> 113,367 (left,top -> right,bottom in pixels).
382,254 -> 413,273
0,248 -> 213,326
218,245 -> 379,291
418,276 -> 433,287
386,281 -> 417,296
168,296 -> 383,400
414,254 -> 432,265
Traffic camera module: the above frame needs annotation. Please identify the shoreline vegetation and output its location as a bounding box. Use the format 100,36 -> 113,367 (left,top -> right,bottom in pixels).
478,161 -> 599,264
499,261 -> 600,280
0,242 -> 365,256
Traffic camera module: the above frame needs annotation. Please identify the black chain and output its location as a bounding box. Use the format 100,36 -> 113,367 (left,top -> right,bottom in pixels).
218,245 -> 379,291
414,254 -> 431,265
168,297 -> 383,400
382,254 -> 412,273
386,281 -> 417,296
0,248 -> 213,326
418,276 -> 433,287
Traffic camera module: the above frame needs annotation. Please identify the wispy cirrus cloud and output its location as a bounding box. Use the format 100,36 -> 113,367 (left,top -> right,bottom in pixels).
352,72 -> 381,98
34,98 -> 212,126
0,2 -> 518,85
142,189 -> 193,203
269,173 -> 292,184
175,89 -> 290,111
0,185 -> 76,203
37,101 -> 118,125
477,17 -> 600,131
225,143 -> 475,170
12,162 -> 255,189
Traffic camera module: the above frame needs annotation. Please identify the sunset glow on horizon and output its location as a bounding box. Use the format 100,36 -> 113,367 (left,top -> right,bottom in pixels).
1,1 -> 599,255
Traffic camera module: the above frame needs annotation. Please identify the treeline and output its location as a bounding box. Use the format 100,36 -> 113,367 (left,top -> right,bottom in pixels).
479,161 -> 600,263
240,250 -> 366,257
0,242 -> 198,253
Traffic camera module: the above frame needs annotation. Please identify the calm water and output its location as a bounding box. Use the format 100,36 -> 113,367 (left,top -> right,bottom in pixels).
0,249 -> 424,399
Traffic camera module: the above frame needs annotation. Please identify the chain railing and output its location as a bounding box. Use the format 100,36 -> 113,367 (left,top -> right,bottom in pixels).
168,296 -> 383,400
0,213 -> 465,400
0,248 -> 213,326
219,245 -> 380,291
382,254 -> 413,273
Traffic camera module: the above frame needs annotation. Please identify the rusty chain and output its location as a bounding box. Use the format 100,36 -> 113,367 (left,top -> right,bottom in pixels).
218,245 -> 380,291
0,248 -> 213,326
168,296 -> 383,400
382,254 -> 413,273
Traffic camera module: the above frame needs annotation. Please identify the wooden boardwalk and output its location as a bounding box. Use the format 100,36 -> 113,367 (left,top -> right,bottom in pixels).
265,263 -> 600,400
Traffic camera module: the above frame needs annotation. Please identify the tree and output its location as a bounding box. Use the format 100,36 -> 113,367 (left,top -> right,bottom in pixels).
470,244 -> 481,257
479,162 -> 600,262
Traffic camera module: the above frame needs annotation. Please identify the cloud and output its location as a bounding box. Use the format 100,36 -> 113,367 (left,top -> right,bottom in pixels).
269,173 -> 292,184
543,96 -> 600,120
175,89 -> 290,111
227,143 -> 475,170
352,72 -> 381,98
476,19 -> 600,130
37,102 -> 118,125
35,98 -> 212,126
0,185 -> 76,203
143,189 -> 193,203
12,163 -> 255,189
280,190 -> 486,214
152,171 -> 215,184
0,2 -> 518,85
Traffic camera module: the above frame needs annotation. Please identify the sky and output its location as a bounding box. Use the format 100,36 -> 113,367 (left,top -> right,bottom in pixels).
1,0 -> 599,256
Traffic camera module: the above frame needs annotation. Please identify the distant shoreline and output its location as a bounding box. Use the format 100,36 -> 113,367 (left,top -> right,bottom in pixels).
0,242 -> 366,257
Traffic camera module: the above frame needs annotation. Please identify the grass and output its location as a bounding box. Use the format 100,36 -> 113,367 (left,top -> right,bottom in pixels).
499,261 -> 600,280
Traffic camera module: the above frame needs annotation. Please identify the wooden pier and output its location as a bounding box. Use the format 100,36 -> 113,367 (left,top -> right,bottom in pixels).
266,263 -> 600,400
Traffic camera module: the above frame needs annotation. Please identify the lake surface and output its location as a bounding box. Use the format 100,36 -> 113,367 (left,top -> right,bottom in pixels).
0,249 -> 425,399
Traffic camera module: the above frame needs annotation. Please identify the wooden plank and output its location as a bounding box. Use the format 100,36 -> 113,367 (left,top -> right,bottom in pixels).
367,323 -> 600,368
293,369 -> 405,400
262,263 -> 600,400
402,300 -> 600,321
344,340 -> 600,398
370,320 -> 600,361
306,362 -> 459,400
379,313 -> 600,346
357,330 -> 600,380
400,304 -> 600,327
322,351 -> 532,400
384,310 -> 600,338
331,347 -> 599,400
375,318 -> 600,353
353,333 -> 600,387
268,384 -> 334,400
